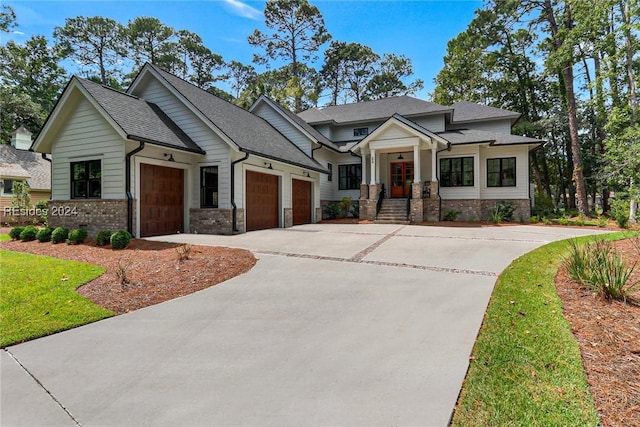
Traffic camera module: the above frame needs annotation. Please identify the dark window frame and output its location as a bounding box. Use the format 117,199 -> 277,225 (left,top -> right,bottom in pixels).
2,179 -> 14,195
200,165 -> 219,208
487,157 -> 516,187
338,164 -> 362,190
439,157 -> 475,187
70,160 -> 101,199
327,162 -> 333,182
353,127 -> 369,137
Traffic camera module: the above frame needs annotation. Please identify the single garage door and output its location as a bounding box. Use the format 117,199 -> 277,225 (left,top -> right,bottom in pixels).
292,179 -> 312,226
246,170 -> 279,231
140,163 -> 184,237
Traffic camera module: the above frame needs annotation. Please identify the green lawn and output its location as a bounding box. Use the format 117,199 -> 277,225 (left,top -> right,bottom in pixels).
451,231 -> 636,426
0,234 -> 10,242
0,249 -> 113,347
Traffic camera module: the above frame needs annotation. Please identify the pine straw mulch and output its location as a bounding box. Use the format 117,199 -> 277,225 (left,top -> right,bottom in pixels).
0,238 -> 256,314
555,237 -> 640,427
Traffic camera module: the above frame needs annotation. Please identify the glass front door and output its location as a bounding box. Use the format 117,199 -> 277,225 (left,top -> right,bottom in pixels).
390,162 -> 414,198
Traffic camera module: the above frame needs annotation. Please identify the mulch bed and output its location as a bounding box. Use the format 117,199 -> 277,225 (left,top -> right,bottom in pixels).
0,238 -> 256,314
556,238 -> 640,427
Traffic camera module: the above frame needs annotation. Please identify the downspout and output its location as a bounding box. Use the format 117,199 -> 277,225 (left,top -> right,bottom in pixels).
126,141 -> 145,236
41,153 -> 51,163
231,152 -> 249,233
436,143 -> 452,221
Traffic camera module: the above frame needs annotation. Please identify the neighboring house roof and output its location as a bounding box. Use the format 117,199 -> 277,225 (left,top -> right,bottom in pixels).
141,64 -> 328,174
298,96 -> 452,125
250,95 -> 343,152
450,101 -> 520,124
76,78 -> 204,154
437,128 -> 542,147
0,145 -> 51,190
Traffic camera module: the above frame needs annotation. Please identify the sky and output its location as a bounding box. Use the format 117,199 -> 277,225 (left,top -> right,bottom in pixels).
3,0 -> 483,101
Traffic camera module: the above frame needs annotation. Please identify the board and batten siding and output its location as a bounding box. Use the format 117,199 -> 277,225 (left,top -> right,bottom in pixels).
252,103 -> 313,157
133,78 -> 231,209
479,145 -> 530,199
51,97 -> 125,200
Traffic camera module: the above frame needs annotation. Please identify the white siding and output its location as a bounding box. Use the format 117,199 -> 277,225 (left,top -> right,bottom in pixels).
313,148 -> 335,201
314,125 -> 332,140
51,97 -> 125,200
330,122 -> 384,142
133,78 -> 231,209
479,145 -> 530,199
438,145 -> 480,200
412,115 -> 445,132
448,119 -> 512,134
252,103 -> 312,156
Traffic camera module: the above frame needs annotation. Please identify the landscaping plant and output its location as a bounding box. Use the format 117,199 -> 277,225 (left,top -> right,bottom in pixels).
443,210 -> 460,221
51,227 -> 70,244
19,225 -> 38,242
110,230 -> 132,250
492,200 -> 515,222
36,227 -> 54,242
67,228 -> 88,245
9,226 -> 25,240
95,230 -> 112,246
176,244 -> 192,261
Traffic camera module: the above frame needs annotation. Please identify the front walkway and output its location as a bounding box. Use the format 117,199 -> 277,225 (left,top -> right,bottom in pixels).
1,224 -> 609,426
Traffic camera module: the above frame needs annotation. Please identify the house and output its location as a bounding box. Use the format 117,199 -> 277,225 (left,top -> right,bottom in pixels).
0,127 -> 51,224
32,64 -> 541,237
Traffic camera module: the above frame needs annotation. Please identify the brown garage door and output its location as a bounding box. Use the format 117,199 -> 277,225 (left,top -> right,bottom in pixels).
292,179 -> 311,226
140,163 -> 184,237
246,170 -> 279,231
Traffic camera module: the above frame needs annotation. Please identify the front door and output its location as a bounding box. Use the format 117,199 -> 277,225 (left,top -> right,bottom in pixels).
390,162 -> 414,198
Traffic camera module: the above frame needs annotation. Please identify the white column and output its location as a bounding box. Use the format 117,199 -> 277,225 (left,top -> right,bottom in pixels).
361,150 -> 367,185
370,149 -> 376,185
431,146 -> 438,181
414,144 -> 421,183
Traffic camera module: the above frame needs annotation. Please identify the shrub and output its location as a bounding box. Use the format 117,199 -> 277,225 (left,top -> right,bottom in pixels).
67,228 -> 88,245
19,226 -> 38,242
574,215 -> 586,227
96,230 -> 112,246
340,197 -> 353,217
350,201 -> 360,218
35,200 -> 49,225
533,193 -> 555,217
9,226 -> 25,240
529,215 -> 540,224
597,218 -> 608,228
176,244 -> 192,261
443,210 -> 460,221
110,230 -> 132,250
558,216 -> 570,226
323,202 -> 342,219
492,201 -> 515,222
51,227 -> 70,244
114,257 -> 133,287
36,226 -> 54,242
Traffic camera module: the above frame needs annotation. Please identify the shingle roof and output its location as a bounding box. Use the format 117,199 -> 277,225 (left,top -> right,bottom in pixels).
146,64 -> 328,174
450,101 -> 520,123
437,129 -> 542,146
77,78 -> 204,154
0,145 -> 51,190
298,96 -> 451,125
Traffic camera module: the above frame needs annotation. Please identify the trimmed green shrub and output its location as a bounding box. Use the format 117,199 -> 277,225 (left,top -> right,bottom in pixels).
19,226 -> 38,241
110,230 -> 132,250
9,226 -> 25,240
36,226 -> 54,242
96,230 -> 112,246
35,200 -> 49,225
492,200 -> 515,222
67,228 -> 88,245
51,227 -> 70,244
323,202 -> 342,219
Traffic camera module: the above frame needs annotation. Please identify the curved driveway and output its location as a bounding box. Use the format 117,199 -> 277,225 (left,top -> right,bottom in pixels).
2,224 -> 609,426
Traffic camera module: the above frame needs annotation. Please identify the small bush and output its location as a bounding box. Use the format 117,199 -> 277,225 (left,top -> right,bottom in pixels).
176,244 -> 192,261
110,230 -> 132,250
36,226 -> 54,242
51,227 -> 70,244
67,228 -> 88,245
114,257 -> 133,287
9,226 -> 25,240
323,202 -> 343,219
443,210 -> 460,221
19,226 -> 38,241
35,200 -> 49,225
597,218 -> 608,228
349,201 -> 360,218
610,200 -> 630,229
96,230 -> 112,246
492,201 -> 515,222
529,215 -> 540,224
558,216 -> 569,226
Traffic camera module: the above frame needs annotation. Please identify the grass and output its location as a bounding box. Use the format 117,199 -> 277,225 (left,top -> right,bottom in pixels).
0,249 -> 113,347
451,231 -> 636,426
0,234 -> 10,242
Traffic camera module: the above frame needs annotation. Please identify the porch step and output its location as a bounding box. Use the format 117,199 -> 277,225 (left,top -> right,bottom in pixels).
376,198 -> 409,222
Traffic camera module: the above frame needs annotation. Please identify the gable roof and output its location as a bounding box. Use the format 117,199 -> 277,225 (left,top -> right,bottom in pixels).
0,145 -> 51,190
138,64 -> 328,174
450,101 -> 520,124
298,96 -> 452,125
437,128 -> 542,148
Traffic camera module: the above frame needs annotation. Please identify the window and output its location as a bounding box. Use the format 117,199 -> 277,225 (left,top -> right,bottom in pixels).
1,179 -> 14,196
353,127 -> 369,137
339,164 -> 362,190
487,157 -> 516,187
440,157 -> 474,187
71,160 -> 101,198
201,166 -> 219,208
327,163 -> 332,182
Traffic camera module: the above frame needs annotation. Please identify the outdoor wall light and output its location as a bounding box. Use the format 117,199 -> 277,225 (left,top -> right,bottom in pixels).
303,171 -> 310,177
264,162 -> 273,169
397,153 -> 404,160
164,153 -> 175,162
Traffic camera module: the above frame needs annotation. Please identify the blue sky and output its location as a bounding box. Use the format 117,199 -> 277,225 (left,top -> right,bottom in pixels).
4,0 -> 482,100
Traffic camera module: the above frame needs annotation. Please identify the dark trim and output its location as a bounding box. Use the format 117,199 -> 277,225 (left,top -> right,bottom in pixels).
439,156 -> 475,188
231,152 -> 249,233
200,165 -> 219,208
241,149 -> 328,175
126,141 -> 145,236
41,153 -> 51,163
486,157 -> 516,187
127,135 -> 206,155
436,143 -> 452,221
70,159 -> 102,199
338,164 -> 362,190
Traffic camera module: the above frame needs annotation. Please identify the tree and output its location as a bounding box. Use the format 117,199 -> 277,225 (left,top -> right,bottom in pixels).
175,30 -> 225,90
126,17 -> 176,69
0,5 -> 16,33
227,60 -> 257,99
54,16 -> 126,84
365,54 -> 423,100
321,41 -> 378,104
248,0 -> 331,112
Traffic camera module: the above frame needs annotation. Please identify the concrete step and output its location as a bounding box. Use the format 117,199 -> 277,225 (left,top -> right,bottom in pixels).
374,219 -> 411,225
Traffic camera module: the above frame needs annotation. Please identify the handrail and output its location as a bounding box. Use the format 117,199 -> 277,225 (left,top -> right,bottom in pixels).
376,184 -> 385,216
406,190 -> 411,220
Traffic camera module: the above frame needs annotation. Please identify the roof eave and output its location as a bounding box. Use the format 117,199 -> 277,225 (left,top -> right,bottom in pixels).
127,135 -> 206,155
240,149 -> 329,175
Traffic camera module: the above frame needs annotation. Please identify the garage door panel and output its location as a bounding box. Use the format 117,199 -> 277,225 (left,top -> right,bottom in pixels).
246,171 -> 278,232
292,179 -> 311,226
140,164 -> 184,237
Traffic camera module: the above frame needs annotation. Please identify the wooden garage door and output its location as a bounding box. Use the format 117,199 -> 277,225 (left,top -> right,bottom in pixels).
140,163 -> 184,237
246,170 -> 279,231
292,179 -> 311,226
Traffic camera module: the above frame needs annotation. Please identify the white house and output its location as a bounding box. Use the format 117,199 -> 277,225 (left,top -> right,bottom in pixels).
32,64 -> 541,237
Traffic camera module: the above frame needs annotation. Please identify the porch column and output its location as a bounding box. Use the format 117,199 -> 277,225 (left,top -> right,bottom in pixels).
431,146 -> 438,181
370,149 -> 376,185
361,150 -> 367,185
413,144 -> 421,183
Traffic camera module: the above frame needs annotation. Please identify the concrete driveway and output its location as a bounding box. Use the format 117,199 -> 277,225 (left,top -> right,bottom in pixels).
2,224 -> 609,426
